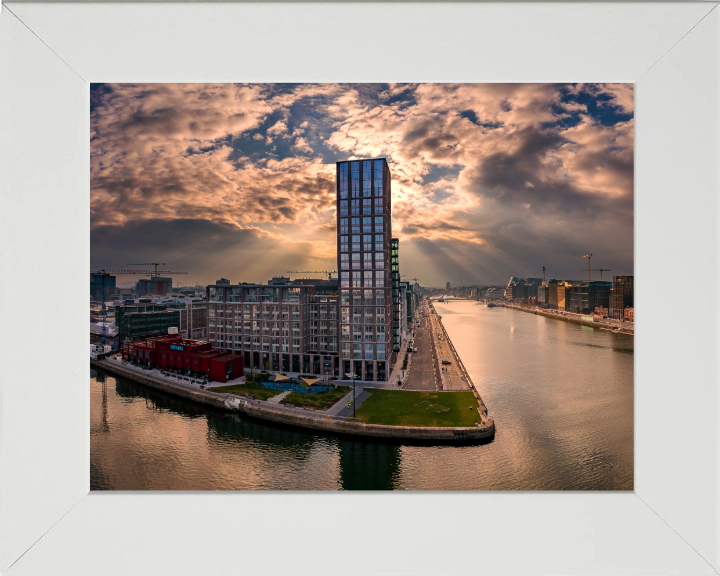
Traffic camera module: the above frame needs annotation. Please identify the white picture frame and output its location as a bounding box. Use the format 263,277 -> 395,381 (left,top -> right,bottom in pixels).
1,2 -> 718,575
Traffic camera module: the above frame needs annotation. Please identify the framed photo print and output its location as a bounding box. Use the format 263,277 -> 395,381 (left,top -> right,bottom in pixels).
1,2 -> 718,575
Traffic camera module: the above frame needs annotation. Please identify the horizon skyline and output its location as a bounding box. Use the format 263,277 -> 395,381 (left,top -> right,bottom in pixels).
91,83 -> 634,287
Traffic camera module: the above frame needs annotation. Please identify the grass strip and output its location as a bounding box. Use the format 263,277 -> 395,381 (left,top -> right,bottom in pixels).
354,389 -> 480,427
280,386 -> 352,410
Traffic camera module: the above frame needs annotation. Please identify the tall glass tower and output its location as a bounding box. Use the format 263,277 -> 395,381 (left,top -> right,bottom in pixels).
336,158 -> 393,381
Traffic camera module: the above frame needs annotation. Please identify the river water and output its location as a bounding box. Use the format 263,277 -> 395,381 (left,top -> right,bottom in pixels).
91,301 -> 633,490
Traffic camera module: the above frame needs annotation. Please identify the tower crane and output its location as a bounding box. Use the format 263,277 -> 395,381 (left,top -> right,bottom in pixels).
591,268 -> 611,281
91,269 -> 153,347
127,262 -> 164,277
126,262 -> 188,299
582,253 -> 593,281
126,263 -> 188,279
286,270 -> 337,281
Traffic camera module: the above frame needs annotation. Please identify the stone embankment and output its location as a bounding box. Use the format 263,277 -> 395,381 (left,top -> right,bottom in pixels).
503,304 -> 634,335
91,359 -> 494,442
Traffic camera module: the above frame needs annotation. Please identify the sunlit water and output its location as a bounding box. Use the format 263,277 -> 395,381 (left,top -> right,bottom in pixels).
91,302 -> 633,490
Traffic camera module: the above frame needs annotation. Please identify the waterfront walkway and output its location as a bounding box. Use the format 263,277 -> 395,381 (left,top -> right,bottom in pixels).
93,356 -> 495,440
103,356 -> 246,391
429,311 -> 471,391
326,385 -> 367,417
101,356 -> 367,419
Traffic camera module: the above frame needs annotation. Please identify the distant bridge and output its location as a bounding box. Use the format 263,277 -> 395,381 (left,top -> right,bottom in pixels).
431,297 -> 479,302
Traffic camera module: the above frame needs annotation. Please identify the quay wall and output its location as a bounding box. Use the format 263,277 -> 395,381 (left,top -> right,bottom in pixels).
91,359 -> 494,441
91,359 -> 230,410
503,304 -> 634,335
240,402 -> 494,441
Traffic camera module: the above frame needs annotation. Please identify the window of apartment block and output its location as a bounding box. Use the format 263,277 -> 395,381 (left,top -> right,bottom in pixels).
362,160 -> 372,196
364,344 -> 373,359
373,159 -> 384,195
351,161 -> 360,197
339,162 -> 348,198
377,343 -> 386,360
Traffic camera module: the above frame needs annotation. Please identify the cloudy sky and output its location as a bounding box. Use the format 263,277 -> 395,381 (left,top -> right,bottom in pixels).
91,83 -> 633,288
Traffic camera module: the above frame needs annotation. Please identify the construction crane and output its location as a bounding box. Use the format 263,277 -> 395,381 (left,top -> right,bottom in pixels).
286,270 -> 336,281
91,269 -> 152,347
127,262 -> 164,277
126,262 -> 188,279
582,253 -> 593,281
591,268 -> 611,281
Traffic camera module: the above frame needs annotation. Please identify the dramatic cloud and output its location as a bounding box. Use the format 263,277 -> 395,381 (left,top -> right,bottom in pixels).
91,83 -> 633,286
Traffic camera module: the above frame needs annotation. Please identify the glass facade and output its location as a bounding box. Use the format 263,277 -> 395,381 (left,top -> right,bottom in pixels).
337,157 -> 393,380
391,238 -> 400,352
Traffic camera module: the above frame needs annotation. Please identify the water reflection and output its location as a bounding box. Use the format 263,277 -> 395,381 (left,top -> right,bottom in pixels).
91,302 -> 632,490
338,441 -> 401,490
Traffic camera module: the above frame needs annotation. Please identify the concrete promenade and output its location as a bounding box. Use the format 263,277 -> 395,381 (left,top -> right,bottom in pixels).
326,385 -> 365,416
429,310 -> 471,392
428,302 -> 492,425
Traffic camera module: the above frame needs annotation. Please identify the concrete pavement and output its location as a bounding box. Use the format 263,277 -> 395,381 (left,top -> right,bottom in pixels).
403,302 -> 438,391
326,385 -> 365,415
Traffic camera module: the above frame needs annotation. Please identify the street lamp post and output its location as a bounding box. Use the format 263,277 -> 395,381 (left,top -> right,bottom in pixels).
345,371 -> 356,417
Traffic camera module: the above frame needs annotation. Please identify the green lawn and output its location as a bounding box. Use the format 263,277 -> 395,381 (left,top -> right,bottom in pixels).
354,389 -> 481,427
210,380 -> 282,402
281,386 -> 352,410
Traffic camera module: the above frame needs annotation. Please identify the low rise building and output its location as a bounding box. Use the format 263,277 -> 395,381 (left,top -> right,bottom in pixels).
121,334 -> 243,383
624,307 -> 634,322
484,288 -> 505,300
115,302 -> 176,343
565,281 -> 612,314
612,275 -> 634,320
206,278 -> 340,377
90,321 -> 120,349
136,277 -> 172,297
165,297 -> 208,339
91,272 -> 115,302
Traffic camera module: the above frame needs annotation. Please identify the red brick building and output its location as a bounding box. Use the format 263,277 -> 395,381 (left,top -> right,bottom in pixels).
121,335 -> 243,383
